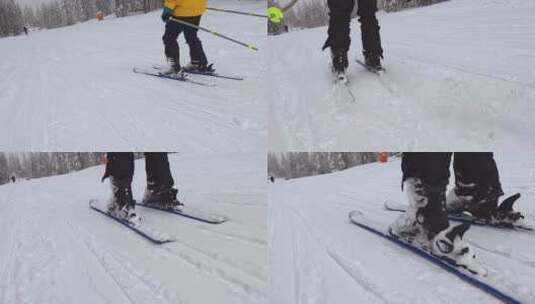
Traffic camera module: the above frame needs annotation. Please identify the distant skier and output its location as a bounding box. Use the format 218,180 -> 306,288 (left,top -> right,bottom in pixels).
101,152 -> 182,224
23,26 -> 28,36
322,0 -> 384,77
160,0 -> 212,75
11,175 -> 16,183
389,153 -> 523,274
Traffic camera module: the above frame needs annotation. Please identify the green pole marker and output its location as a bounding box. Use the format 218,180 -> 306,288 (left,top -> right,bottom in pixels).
267,6 -> 284,24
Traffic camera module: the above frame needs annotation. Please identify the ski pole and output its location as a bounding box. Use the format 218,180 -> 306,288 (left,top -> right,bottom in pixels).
207,7 -> 267,18
169,17 -> 258,51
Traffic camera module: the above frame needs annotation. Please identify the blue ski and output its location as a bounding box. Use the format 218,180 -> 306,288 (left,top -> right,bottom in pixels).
136,203 -> 227,224
348,210 -> 520,304
90,200 -> 174,245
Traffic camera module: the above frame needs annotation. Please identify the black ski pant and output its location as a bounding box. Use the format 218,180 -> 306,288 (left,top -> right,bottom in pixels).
323,0 -> 383,57
401,152 -> 503,233
163,16 -> 208,66
102,152 -> 175,191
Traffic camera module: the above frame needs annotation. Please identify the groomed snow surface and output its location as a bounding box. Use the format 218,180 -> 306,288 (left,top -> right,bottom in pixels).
269,0 -> 535,151
269,153 -> 535,303
0,0 -> 266,151
0,153 -> 267,304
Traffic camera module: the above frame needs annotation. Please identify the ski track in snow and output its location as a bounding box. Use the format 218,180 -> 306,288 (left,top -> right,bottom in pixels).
0,153 -> 267,304
270,153 -> 535,303
269,0 -> 535,151
0,0 -> 266,151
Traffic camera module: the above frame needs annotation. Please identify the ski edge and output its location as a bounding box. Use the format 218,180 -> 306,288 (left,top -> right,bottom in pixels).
348,210 -> 521,304
136,203 -> 227,225
89,200 -> 174,245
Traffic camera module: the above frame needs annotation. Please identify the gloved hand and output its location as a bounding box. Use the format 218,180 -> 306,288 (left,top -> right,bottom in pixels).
161,7 -> 173,22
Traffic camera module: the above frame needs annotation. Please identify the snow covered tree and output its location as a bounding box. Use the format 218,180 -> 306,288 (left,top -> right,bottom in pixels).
21,5 -> 36,26
0,153 -> 8,184
0,0 -> 23,37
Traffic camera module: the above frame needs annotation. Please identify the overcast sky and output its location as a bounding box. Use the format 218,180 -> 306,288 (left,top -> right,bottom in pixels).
17,0 -> 52,7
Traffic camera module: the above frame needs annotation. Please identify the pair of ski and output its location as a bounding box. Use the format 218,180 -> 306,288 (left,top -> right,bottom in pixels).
334,59 -> 385,103
89,200 -> 227,245
133,64 -> 244,87
349,198 -> 530,304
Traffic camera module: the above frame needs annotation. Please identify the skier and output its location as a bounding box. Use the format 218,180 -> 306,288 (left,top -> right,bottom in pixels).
160,0 -> 212,75
101,152 -> 182,224
322,0 -> 384,77
11,175 -> 16,183
23,26 -> 28,36
389,153 -> 523,273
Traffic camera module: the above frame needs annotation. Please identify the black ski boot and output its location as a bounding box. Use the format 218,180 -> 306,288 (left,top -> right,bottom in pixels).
447,186 -> 524,225
363,51 -> 383,72
107,178 -> 141,225
183,61 -> 215,73
143,186 -> 183,209
331,49 -> 348,82
491,193 -> 524,225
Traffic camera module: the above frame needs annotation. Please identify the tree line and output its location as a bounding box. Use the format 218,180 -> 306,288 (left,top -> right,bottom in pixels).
0,152 -> 104,184
268,152 -> 395,180
269,0 -> 450,34
0,0 -> 162,38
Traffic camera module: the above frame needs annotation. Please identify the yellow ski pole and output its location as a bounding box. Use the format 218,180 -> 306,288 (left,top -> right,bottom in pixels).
169,17 -> 258,51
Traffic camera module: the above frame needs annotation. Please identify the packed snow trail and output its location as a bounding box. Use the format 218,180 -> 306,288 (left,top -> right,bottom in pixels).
269,153 -> 535,303
0,0 -> 266,151
268,0 -> 535,151
0,153 -> 267,304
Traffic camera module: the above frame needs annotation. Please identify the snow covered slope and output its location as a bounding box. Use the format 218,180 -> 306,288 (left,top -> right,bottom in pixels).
0,0 -> 266,151
269,153 -> 535,303
269,0 -> 535,151
0,153 -> 267,304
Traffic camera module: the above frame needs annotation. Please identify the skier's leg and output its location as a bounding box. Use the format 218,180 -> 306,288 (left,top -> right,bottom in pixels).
448,153 -> 505,219
145,152 -> 175,189
183,16 -> 209,70
162,20 -> 184,73
143,153 -> 181,208
392,152 -> 452,242
323,0 -> 355,73
102,153 -> 138,221
356,0 -> 383,66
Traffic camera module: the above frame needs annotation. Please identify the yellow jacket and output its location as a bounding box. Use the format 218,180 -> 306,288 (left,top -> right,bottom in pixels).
164,0 -> 206,17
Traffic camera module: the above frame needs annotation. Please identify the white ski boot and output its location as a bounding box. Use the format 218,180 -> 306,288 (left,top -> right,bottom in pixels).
118,204 -> 142,226
160,57 -> 183,76
389,178 -> 485,275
